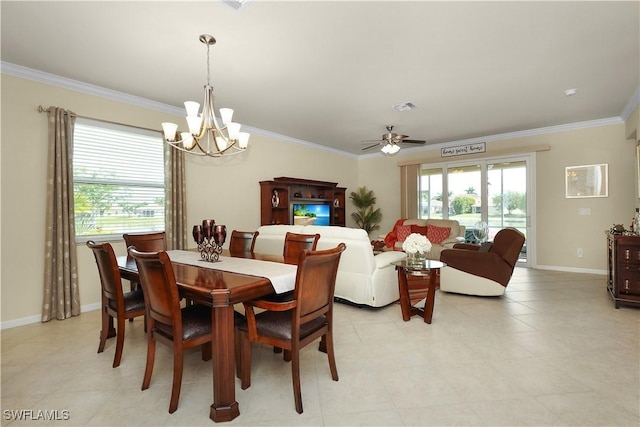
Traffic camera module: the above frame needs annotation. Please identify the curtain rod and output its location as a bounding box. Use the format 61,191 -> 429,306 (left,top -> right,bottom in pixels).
36,105 -> 161,134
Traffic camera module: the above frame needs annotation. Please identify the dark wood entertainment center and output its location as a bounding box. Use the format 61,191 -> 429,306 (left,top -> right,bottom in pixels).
259,177 -> 346,227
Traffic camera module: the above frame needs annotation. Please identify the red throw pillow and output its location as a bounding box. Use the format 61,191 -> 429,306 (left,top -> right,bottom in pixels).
396,225 -> 412,242
410,225 -> 428,236
426,225 -> 451,244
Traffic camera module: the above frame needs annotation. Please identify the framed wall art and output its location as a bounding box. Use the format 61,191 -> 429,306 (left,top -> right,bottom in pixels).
565,164 -> 608,198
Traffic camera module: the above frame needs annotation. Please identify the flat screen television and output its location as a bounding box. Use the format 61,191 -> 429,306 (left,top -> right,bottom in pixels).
292,202 -> 331,226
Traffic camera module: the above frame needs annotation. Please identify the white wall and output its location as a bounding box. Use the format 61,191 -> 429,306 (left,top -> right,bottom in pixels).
1,73 -> 637,327
0,75 -> 358,326
359,123 -> 636,273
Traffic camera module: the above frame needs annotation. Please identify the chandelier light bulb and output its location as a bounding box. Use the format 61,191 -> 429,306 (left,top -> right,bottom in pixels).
161,122 -> 178,141
220,108 -> 234,125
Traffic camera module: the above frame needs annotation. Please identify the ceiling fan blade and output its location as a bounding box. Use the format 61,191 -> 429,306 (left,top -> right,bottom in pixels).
361,143 -> 381,151
361,139 -> 383,143
400,139 -> 426,144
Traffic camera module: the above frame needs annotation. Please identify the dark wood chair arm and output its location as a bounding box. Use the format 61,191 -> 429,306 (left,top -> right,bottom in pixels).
452,242 -> 481,251
244,298 -> 297,312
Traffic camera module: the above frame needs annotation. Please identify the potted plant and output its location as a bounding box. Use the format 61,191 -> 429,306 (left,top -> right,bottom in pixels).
349,186 -> 382,234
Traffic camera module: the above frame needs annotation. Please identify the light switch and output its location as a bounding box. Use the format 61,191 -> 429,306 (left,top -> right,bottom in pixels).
578,208 -> 591,216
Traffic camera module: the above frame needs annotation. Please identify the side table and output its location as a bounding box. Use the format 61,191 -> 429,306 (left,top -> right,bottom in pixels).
392,259 -> 445,324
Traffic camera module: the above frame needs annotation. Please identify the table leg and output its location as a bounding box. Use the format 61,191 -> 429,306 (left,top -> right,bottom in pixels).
209,297 -> 240,422
423,268 -> 438,324
397,269 -> 412,321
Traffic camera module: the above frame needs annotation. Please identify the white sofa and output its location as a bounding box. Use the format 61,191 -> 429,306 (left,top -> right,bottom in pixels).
254,225 -> 407,307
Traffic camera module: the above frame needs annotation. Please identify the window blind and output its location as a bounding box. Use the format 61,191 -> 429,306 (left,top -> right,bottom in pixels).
73,118 -> 165,241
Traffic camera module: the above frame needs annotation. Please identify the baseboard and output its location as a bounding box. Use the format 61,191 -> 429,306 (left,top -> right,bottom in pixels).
534,264 -> 607,275
0,302 -> 101,330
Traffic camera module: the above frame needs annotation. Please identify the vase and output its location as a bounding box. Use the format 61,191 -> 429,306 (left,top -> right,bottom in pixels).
407,251 -> 425,267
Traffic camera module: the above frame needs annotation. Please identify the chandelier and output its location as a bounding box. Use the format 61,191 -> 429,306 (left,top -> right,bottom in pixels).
161,34 -> 250,157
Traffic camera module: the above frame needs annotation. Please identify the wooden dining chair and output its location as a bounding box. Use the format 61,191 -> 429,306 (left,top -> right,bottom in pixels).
128,247 -> 213,414
237,243 -> 346,414
229,230 -> 259,255
123,231 -> 167,252
86,241 -> 146,368
282,232 -> 320,265
123,232 -> 167,294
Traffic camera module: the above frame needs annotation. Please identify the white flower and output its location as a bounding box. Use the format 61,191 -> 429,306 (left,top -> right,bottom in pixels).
402,233 -> 432,254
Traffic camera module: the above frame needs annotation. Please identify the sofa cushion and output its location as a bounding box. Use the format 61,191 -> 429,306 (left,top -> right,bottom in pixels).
425,219 -> 460,238
396,225 -> 412,242
410,224 -> 428,236
426,225 -> 451,244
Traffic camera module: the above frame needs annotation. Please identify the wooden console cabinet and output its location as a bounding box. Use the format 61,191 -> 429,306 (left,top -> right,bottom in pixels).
260,177 -> 346,227
606,231 -> 640,308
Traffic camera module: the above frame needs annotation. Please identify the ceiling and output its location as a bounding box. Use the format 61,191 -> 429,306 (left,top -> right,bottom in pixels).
2,1 -> 639,156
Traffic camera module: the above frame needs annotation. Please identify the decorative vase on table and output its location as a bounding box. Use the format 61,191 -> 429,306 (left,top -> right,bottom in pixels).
402,233 -> 432,267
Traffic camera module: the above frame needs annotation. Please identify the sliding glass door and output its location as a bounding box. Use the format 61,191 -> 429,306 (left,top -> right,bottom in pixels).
419,156 -> 531,265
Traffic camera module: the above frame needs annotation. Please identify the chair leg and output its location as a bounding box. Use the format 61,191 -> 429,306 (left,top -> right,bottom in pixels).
129,281 -> 138,323
325,332 -> 339,381
112,315 -> 125,368
283,349 -> 292,362
97,308 -> 109,354
169,346 -> 184,414
239,331 -> 252,390
291,346 -> 303,414
235,331 -> 242,380
201,342 -> 212,361
141,332 -> 156,391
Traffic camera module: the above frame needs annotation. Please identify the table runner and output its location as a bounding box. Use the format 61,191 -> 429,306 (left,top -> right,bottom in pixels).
167,250 -> 297,294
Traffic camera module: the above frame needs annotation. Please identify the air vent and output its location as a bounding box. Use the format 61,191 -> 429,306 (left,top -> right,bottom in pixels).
393,102 -> 417,112
223,0 -> 249,10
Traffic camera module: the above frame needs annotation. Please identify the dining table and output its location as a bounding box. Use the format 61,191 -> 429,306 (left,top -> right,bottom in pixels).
117,249 -> 297,423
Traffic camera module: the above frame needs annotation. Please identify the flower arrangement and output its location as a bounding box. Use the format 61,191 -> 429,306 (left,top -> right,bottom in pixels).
402,233 -> 432,254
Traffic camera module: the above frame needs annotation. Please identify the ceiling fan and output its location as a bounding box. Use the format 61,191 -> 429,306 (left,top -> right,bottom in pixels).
361,125 -> 426,155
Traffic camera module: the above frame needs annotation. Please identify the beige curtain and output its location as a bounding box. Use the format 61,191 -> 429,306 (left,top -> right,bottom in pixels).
399,164 -> 420,218
42,107 -> 80,322
164,144 -> 187,250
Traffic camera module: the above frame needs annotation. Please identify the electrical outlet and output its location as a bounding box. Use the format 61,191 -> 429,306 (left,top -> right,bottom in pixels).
577,248 -> 583,258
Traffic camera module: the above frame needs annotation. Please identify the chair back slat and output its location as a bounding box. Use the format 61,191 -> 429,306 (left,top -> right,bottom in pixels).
229,230 -> 259,254
128,248 -> 180,327
87,241 -> 123,303
283,232 -> 320,264
123,232 -> 167,252
294,243 -> 345,321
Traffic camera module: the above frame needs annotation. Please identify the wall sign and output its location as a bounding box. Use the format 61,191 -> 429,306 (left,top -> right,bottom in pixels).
441,142 -> 486,157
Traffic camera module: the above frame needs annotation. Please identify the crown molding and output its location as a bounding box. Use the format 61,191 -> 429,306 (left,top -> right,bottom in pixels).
621,87 -> 640,121
1,61 -> 184,116
1,61 -> 631,159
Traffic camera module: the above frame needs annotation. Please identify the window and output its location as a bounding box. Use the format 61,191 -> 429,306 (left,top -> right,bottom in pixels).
73,118 -> 165,241
417,156 -> 531,265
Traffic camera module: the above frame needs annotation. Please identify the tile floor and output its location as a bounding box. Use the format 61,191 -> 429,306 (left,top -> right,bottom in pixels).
1,268 -> 639,426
